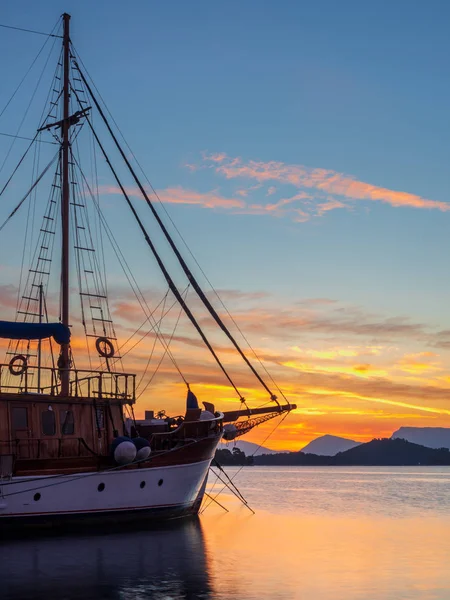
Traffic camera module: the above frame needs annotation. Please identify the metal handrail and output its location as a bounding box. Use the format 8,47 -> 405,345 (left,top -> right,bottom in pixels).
148,412 -> 224,450
0,363 -> 136,402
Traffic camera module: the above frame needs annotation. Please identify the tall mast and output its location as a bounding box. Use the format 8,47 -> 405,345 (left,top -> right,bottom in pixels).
37,284 -> 43,391
60,12 -> 71,396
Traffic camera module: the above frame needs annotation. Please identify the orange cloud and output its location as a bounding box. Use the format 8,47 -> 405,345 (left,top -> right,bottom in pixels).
158,187 -> 245,210
0,284 -> 20,314
203,153 -> 449,213
98,185 -> 245,211
4,279 -> 450,450
98,153 -> 448,228
395,351 -> 442,375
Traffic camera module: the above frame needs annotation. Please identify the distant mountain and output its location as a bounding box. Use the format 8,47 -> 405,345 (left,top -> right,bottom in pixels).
254,438 -> 450,466
218,440 -> 277,456
300,434 -> 360,456
392,427 -> 450,450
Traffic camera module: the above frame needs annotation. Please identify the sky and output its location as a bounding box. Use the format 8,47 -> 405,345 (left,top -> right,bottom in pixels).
0,0 -> 450,450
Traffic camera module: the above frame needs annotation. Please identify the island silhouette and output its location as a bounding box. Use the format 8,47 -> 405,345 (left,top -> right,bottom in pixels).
216,427 -> 450,466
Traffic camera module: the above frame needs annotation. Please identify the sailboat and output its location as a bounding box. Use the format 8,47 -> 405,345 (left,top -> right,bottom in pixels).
0,13 -> 295,531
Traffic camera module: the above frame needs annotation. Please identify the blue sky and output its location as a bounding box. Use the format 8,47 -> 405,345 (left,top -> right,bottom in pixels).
1,1 -> 450,446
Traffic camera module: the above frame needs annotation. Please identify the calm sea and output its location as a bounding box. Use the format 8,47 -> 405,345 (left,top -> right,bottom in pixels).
2,466 -> 450,599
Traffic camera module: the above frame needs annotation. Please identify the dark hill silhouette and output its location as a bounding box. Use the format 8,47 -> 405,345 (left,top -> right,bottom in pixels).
218,440 -> 277,455
215,447 -> 254,466
252,450 -> 327,466
252,438 -> 450,466
333,437 -> 450,465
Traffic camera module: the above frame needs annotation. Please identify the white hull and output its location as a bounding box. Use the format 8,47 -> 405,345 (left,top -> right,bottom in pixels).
0,459 -> 211,524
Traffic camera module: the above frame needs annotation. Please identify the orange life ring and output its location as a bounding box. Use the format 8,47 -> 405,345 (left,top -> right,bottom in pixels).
9,354 -> 28,376
95,337 -> 115,358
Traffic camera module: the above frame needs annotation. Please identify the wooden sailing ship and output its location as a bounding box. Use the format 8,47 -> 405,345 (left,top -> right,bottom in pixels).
0,14 -> 294,530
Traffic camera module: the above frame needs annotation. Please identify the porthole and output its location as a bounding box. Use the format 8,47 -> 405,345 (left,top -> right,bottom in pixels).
140,481 -> 146,489
158,479 -> 163,487
34,493 -> 41,502
98,482 -> 105,492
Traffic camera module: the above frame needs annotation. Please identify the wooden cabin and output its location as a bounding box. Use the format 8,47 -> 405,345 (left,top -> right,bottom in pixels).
0,361 -> 224,477
0,363 -> 135,475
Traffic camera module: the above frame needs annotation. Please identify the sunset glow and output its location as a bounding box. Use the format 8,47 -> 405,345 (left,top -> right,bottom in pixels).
0,0 -> 449,453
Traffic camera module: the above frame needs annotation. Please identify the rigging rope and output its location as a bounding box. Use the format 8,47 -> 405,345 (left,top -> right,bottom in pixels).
201,411 -> 289,513
212,460 -> 251,506
209,466 -> 255,514
137,285 -> 190,398
71,152 -> 187,382
4,44 -> 65,370
27,126 -> 42,280
0,19 -> 60,123
69,143 -> 124,372
0,23 -> 62,38
0,135 -> 37,199
4,155 -> 61,373
135,290 -> 169,390
74,59 -> 279,407
0,132 -> 56,144
0,27 -> 59,179
77,107 -> 244,399
115,291 -> 171,358
70,44 -> 291,412
0,151 -> 58,233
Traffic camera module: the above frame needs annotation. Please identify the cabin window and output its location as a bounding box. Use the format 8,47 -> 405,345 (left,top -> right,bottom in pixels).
41,410 -> 56,436
12,407 -> 28,430
60,409 -> 75,435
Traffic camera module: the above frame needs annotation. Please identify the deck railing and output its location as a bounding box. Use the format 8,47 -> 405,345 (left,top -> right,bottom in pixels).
148,412 -> 224,452
0,364 -> 136,403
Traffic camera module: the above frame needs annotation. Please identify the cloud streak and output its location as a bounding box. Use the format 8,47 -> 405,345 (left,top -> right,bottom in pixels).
100,152 -> 447,225
98,184 -> 246,212
202,153 -> 449,214
3,278 -> 450,447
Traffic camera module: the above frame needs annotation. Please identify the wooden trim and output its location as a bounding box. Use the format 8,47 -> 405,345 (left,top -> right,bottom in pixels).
0,394 -> 129,406
13,433 -> 221,476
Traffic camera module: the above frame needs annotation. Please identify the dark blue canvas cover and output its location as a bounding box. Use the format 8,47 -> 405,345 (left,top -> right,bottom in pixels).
0,321 -> 70,345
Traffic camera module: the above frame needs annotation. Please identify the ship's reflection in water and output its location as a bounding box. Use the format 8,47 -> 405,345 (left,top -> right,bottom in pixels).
3,510 -> 450,600
4,467 -> 450,599
0,518 -> 212,600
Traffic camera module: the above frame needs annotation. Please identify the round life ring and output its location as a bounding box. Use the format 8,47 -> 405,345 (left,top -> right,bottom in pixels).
95,337 -> 115,358
9,354 -> 28,376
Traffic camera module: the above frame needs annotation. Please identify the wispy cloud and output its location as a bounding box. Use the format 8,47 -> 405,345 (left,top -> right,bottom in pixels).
3,277 -> 450,447
98,185 -> 245,211
101,152 -> 446,225
201,152 -> 449,215
0,284 -> 18,312
99,151 -> 448,228
217,303 -> 430,343
158,187 -> 245,210
395,351 -> 442,375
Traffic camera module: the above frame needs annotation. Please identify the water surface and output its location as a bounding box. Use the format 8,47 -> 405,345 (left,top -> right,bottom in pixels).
2,466 -> 450,599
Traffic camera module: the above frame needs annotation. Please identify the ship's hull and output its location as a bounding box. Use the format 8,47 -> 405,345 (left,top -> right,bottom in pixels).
0,457 -> 212,532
